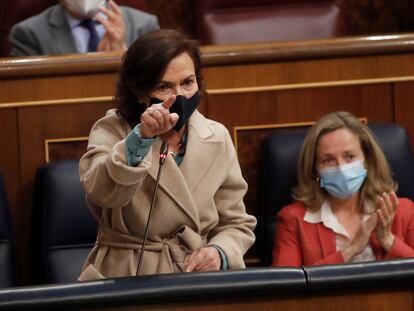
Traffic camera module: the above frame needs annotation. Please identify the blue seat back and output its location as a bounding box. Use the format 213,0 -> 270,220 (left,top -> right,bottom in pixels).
32,159 -> 98,284
0,173 -> 16,287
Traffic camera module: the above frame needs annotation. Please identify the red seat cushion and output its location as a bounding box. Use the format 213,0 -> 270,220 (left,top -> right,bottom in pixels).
197,1 -> 347,45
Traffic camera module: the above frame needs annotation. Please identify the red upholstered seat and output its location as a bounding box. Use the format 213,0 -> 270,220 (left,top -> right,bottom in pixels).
0,0 -> 151,57
196,0 -> 348,45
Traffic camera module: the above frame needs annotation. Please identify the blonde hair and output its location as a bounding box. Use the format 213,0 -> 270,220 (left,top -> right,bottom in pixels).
293,111 -> 397,210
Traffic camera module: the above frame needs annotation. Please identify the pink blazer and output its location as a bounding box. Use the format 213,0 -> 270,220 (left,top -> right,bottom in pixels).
272,198 -> 414,266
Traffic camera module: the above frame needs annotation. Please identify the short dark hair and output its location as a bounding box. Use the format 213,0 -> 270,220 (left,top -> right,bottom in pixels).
116,29 -> 205,127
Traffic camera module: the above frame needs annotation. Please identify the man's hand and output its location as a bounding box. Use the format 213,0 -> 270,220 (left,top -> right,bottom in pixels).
95,0 -> 127,51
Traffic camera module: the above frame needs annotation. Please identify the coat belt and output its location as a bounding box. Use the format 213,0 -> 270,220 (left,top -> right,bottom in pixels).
97,225 -> 207,271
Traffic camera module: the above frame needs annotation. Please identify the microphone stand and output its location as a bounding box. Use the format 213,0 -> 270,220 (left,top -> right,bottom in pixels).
136,141 -> 169,276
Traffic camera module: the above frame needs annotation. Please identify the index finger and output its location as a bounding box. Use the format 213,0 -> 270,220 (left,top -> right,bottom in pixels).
107,0 -> 122,15
162,95 -> 176,110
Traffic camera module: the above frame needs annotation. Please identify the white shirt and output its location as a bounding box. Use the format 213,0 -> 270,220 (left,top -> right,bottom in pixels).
65,11 -> 106,53
304,201 -> 376,263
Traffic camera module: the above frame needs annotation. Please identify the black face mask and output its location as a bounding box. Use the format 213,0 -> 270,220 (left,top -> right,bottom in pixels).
150,92 -> 200,132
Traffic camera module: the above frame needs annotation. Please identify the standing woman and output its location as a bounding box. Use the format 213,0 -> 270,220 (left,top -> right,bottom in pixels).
272,111 -> 414,266
79,29 -> 256,280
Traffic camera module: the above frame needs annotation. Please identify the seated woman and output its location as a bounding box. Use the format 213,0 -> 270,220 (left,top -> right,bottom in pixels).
78,29 -> 256,280
272,111 -> 414,266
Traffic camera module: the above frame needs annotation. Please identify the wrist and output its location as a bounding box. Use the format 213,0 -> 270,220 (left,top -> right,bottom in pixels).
140,127 -> 156,139
208,245 -> 228,270
342,246 -> 356,263
343,240 -> 366,263
379,234 -> 395,252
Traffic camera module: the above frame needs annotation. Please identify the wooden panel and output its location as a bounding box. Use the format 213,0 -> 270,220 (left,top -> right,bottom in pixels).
98,291 -> 414,311
394,82 -> 414,151
46,139 -> 88,163
207,84 -> 393,135
204,54 -> 414,90
0,74 -> 117,103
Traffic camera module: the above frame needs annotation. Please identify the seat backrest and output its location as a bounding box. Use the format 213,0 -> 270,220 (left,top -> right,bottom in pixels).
0,173 -> 17,288
196,0 -> 347,45
0,0 -> 56,57
0,0 -> 151,57
31,159 -> 98,284
257,123 -> 414,266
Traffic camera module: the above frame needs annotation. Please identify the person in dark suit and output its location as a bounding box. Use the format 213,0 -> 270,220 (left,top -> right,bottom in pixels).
272,111 -> 414,266
9,0 -> 159,56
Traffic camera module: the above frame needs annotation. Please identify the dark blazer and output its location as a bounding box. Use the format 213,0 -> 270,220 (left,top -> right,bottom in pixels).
272,198 -> 414,266
9,4 -> 159,56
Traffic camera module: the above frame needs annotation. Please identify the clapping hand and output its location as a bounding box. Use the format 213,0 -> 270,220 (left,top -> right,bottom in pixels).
96,0 -> 127,51
375,192 -> 398,251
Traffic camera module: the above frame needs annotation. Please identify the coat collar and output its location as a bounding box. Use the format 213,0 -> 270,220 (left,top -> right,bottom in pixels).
49,5 -> 78,54
148,111 -> 222,230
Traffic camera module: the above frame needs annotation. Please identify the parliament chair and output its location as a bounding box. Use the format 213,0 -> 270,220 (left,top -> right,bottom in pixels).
196,0 -> 348,45
31,159 -> 98,284
257,123 -> 414,266
0,0 -> 151,57
0,172 -> 17,288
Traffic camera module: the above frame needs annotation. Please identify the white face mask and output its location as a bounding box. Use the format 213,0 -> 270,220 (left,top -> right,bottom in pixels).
64,0 -> 106,18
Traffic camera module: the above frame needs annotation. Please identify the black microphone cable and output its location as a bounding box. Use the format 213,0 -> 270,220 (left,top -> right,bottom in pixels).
136,141 -> 169,276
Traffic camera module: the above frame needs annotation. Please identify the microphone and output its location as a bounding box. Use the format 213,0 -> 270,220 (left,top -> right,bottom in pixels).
159,140 -> 169,165
136,141 -> 169,276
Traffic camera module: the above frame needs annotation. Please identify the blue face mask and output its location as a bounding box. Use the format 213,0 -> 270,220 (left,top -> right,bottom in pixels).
319,160 -> 367,199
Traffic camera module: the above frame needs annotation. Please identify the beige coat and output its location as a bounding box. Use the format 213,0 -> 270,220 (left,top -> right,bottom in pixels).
78,109 -> 256,280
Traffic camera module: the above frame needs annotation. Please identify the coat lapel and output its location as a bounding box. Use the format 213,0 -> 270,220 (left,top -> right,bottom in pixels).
317,224 -> 337,258
49,5 -> 78,54
180,111 -> 223,193
147,111 -> 222,230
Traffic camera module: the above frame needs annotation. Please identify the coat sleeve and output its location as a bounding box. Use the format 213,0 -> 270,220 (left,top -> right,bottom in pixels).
206,127 -> 257,269
385,198 -> 414,259
272,206 -> 303,266
80,111 -> 153,210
